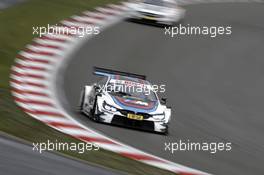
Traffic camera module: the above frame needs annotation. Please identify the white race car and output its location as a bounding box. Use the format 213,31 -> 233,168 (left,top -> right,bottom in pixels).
126,0 -> 185,25
79,67 -> 171,134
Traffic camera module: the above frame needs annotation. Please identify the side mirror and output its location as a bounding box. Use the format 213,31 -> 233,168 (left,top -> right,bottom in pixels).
94,85 -> 102,97
161,98 -> 167,105
94,85 -> 101,92
94,85 -> 99,90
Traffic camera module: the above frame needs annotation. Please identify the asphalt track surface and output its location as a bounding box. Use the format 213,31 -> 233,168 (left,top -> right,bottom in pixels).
61,3 -> 264,175
0,135 -> 121,175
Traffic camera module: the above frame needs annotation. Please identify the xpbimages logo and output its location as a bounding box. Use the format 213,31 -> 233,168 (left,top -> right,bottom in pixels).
164,24 -> 232,38
32,24 -> 100,37
32,140 -> 99,154
165,140 -> 232,154
97,82 -> 166,96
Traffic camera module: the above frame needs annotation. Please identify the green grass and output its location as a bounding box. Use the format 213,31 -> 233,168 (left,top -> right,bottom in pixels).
0,1 -> 176,175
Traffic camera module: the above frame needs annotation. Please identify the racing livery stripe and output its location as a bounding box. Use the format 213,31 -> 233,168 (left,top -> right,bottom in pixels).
113,96 -> 157,111
9,2 -> 213,175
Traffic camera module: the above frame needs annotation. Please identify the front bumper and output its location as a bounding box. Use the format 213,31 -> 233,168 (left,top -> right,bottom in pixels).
98,109 -> 168,133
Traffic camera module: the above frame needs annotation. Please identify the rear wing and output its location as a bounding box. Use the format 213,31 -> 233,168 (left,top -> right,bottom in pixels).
93,67 -> 146,80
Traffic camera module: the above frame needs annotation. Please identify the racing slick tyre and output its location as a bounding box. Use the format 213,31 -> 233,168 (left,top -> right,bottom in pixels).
90,96 -> 100,122
158,125 -> 169,135
164,127 -> 169,135
79,89 -> 85,113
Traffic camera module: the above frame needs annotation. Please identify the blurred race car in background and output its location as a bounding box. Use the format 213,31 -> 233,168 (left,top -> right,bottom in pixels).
79,67 -> 171,134
126,0 -> 185,25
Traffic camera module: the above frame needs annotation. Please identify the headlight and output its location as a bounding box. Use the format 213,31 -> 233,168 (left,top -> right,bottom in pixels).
103,101 -> 117,112
152,113 -> 165,121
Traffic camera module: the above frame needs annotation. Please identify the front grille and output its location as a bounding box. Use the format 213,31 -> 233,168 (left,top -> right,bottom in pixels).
118,109 -> 152,119
112,115 -> 154,131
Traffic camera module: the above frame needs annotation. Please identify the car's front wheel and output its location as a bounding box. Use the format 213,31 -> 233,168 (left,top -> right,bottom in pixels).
161,125 -> 169,135
79,89 -> 85,113
90,96 -> 100,122
164,127 -> 169,135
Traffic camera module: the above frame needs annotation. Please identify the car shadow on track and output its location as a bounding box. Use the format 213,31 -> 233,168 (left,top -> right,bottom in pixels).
125,18 -> 168,28
125,18 -> 183,29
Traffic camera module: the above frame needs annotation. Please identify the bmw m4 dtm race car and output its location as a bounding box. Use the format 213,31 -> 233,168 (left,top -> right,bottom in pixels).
79,67 -> 171,134
126,0 -> 185,25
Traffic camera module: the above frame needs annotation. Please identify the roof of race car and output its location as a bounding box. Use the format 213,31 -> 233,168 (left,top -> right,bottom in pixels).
94,67 -> 146,80
108,75 -> 152,88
